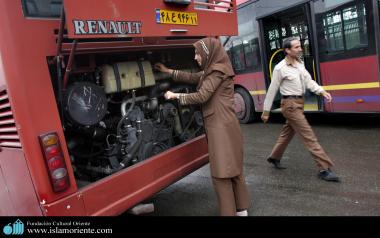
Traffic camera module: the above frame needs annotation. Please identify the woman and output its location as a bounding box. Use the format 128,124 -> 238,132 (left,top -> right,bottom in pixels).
155,37 -> 250,216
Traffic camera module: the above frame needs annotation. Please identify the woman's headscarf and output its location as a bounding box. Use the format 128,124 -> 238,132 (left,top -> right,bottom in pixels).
193,37 -> 235,78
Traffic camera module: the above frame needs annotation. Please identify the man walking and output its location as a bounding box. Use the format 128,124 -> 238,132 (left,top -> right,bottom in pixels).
261,37 -> 340,182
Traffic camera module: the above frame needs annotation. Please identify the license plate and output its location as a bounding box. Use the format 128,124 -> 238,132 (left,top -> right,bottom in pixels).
156,9 -> 198,25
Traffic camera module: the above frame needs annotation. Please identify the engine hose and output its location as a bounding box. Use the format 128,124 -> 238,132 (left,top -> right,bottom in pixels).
121,95 -> 148,117
117,91 -> 136,141
116,115 -> 131,144
120,122 -> 143,167
123,90 -> 136,116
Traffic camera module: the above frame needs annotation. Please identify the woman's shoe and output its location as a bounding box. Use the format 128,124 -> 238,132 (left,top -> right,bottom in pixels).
236,210 -> 248,216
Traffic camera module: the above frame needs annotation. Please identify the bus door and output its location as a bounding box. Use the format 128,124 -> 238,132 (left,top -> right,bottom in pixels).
259,3 -> 320,112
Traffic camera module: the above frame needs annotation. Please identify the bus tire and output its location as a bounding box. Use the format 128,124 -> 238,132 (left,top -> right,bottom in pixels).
234,87 -> 255,124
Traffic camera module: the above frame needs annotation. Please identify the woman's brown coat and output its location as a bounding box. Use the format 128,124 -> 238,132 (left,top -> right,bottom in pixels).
173,38 -> 244,178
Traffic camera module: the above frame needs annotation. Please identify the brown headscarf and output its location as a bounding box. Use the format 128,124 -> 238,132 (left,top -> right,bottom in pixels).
193,37 -> 235,78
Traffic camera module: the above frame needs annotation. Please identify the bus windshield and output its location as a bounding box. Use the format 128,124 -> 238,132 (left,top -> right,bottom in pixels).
22,0 -> 63,18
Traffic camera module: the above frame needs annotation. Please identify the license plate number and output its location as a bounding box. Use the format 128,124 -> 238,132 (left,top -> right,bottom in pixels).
156,9 -> 198,25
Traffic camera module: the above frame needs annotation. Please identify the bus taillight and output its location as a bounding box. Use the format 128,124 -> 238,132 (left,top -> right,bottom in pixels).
39,132 -> 70,192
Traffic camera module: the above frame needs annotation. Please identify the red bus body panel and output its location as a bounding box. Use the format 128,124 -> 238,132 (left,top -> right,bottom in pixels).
0,0 -> 78,206
0,149 -> 42,216
234,71 -> 265,111
320,55 -> 380,112
43,137 -> 207,216
64,0 -> 237,38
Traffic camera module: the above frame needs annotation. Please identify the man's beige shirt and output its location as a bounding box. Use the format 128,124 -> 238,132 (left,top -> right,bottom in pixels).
263,58 -> 325,113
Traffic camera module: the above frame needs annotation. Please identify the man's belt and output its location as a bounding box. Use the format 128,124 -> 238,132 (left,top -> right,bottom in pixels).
282,95 -> 303,99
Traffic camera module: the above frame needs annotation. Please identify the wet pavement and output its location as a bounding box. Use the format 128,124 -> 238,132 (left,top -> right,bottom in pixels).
141,114 -> 380,216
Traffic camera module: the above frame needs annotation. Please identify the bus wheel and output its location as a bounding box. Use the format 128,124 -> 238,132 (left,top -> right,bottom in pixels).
234,87 -> 255,124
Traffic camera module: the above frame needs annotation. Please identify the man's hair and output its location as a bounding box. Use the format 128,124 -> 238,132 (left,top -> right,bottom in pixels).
282,37 -> 299,54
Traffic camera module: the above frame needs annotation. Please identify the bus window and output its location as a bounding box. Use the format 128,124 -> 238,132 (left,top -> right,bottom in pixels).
268,28 -> 281,50
321,10 -> 344,53
315,0 -> 374,61
343,5 -> 368,50
22,0 -> 63,18
228,2 -> 261,73
231,39 -> 246,71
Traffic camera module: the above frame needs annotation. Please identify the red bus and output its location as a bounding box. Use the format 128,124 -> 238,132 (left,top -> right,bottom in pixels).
226,0 -> 380,123
0,0 -> 237,216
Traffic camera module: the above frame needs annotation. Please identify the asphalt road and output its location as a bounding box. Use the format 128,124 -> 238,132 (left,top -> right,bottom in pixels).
133,114 -> 380,216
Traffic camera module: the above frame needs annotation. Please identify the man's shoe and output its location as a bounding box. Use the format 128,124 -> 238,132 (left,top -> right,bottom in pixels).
318,169 -> 340,182
267,158 -> 286,169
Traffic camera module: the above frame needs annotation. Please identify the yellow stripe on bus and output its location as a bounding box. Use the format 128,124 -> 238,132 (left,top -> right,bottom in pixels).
247,82 -> 379,97
322,82 -> 380,91
304,104 -> 319,111
249,82 -> 379,96
250,90 -> 266,95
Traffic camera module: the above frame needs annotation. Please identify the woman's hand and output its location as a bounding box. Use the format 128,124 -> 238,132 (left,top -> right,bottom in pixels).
154,63 -> 173,74
164,91 -> 178,100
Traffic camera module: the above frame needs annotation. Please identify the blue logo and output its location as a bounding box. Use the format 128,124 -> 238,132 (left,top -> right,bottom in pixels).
156,9 -> 161,23
3,219 -> 24,235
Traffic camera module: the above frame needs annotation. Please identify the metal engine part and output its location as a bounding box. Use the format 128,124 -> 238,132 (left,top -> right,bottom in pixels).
64,81 -> 108,126
66,78 -> 203,182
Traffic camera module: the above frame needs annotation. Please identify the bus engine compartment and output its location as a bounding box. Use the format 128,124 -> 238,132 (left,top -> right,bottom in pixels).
48,47 -> 204,185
